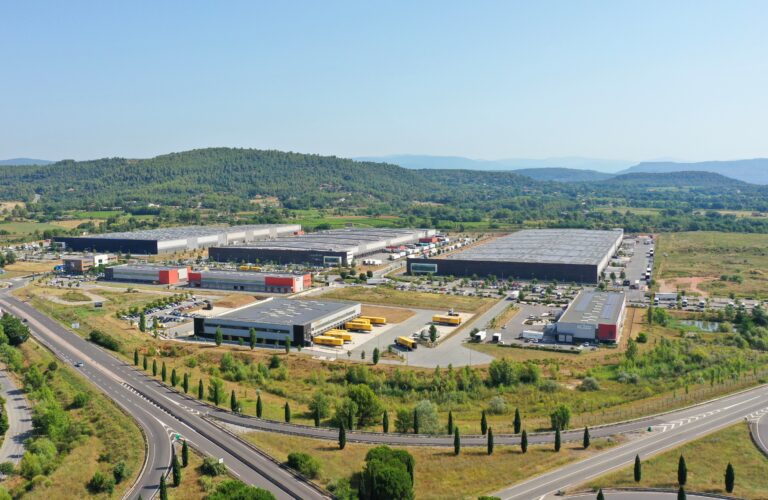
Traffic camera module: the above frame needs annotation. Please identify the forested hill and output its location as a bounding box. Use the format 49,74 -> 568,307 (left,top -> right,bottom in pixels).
602,171 -> 747,188
0,148 -> 459,211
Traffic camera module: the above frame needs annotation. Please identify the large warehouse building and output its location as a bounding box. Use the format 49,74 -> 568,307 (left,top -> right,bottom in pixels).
556,290 -> 626,343
208,228 -> 436,267
105,264 -> 190,285
188,270 -> 311,293
54,224 -> 301,255
407,228 -> 623,283
193,298 -> 361,347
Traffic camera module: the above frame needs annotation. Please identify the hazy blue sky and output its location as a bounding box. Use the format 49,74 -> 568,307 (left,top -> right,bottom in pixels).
1,1 -> 767,162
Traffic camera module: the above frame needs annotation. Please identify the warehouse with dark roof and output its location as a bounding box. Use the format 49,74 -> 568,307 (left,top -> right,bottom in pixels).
407,228 -> 623,283
55,224 -> 301,255
193,298 -> 361,347
209,227 -> 436,267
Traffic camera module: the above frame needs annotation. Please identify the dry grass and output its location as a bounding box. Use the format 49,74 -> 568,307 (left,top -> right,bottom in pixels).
656,231 -> 768,298
359,304 -> 414,323
216,294 -> 259,308
2,259 -> 60,276
14,340 -> 144,499
0,201 -> 25,211
168,448 -> 230,500
319,286 -> 496,313
244,430 -> 620,499
587,422 -> 768,499
51,218 -> 94,229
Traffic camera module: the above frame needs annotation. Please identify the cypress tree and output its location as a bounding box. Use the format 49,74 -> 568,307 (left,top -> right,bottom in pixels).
198,379 -> 204,400
678,455 -> 687,486
554,427 -> 561,452
161,362 -> 167,382
382,410 -> 389,433
521,429 -> 528,453
487,427 -> 494,455
212,382 -> 220,406
453,427 -> 461,456
139,312 -> 146,332
230,390 -> 238,412
339,424 -> 346,450
182,373 -> 189,394
725,462 -> 735,493
678,486 -> 686,500
583,426 -> 590,449
249,328 -> 257,349
256,394 -> 263,418
597,489 -> 605,500
447,410 -> 454,434
284,402 -> 291,422
513,407 -> 521,434
171,453 -> 181,487
152,359 -> 157,377
133,348 -> 139,366
634,454 -> 642,482
143,355 -> 148,371
481,410 -> 488,435
181,440 -> 189,467
159,475 -> 168,500
215,326 -> 223,346
413,408 -> 419,434
314,406 -> 320,427
171,368 -> 177,388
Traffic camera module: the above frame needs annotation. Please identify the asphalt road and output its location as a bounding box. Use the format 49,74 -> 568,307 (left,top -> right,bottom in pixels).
0,366 -> 33,465
565,491 -> 719,500
747,407 -> 768,456
492,387 -> 768,499
0,291 -> 327,500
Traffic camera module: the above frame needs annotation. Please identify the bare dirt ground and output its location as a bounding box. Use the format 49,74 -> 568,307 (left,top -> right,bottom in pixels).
658,276 -> 714,296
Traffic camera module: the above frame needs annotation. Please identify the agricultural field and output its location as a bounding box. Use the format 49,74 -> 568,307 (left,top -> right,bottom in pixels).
655,231 -> 768,298
586,422 -> 768,499
244,430 -> 620,500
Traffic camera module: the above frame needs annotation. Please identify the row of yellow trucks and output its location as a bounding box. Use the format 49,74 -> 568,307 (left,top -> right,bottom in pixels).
312,315 -> 388,347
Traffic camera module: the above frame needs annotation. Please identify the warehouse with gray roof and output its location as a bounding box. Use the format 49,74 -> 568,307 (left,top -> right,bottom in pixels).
193,297 -> 361,347
54,224 -> 301,254
556,290 -> 626,343
407,228 -> 623,283
208,227 -> 436,266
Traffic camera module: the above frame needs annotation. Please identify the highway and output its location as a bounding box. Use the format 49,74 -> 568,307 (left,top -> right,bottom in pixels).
0,290 -> 328,500
3,281 -> 767,500
0,366 -> 33,465
492,388 -> 768,499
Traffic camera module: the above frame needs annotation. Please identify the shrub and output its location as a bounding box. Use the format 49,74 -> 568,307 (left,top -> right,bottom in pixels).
0,462 -> 13,475
636,332 -> 649,343
550,404 -> 571,430
87,471 -> 115,494
88,330 -> 120,351
538,379 -> 560,393
201,456 -> 227,476
286,452 -> 321,479
413,400 -> 440,434
578,377 -> 601,391
71,392 -> 91,409
113,461 -> 129,484
487,396 -> 508,415
205,480 -> 275,500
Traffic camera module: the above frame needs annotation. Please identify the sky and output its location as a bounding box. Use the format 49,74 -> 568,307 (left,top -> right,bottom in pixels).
1,1 -> 767,163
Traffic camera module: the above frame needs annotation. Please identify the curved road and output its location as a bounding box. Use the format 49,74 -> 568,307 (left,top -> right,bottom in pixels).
747,407 -> 768,456
3,281 -> 766,500
0,291 -> 327,500
566,491 -> 727,500
0,366 -> 33,465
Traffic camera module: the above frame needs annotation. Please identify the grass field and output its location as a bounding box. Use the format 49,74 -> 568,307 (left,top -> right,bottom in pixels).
0,259 -> 60,279
13,339 -> 144,499
656,231 -> 768,298
60,290 -> 92,302
0,221 -> 61,236
168,448 -> 230,500
244,430 -> 619,500
587,422 -> 768,499
319,286 -> 496,313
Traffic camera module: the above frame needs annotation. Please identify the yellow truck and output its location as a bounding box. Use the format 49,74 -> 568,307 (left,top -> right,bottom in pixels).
313,335 -> 344,347
432,315 -> 462,326
395,336 -> 417,350
325,330 -> 353,342
345,321 -> 373,332
359,315 -> 387,325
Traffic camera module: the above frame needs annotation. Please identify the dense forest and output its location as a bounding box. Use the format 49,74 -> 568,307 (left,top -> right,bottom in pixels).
3,147 -> 768,234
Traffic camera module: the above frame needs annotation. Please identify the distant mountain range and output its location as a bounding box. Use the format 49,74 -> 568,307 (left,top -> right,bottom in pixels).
357,155 -> 768,185
0,158 -> 54,166
353,155 -> 634,173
